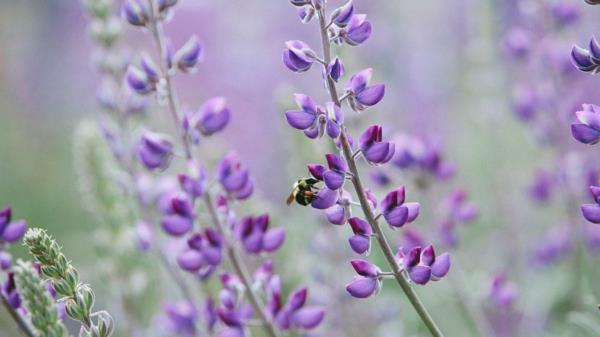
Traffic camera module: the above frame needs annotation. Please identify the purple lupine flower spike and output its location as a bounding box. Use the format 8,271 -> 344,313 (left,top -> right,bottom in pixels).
193,97 -> 231,136
332,0 -> 354,28
326,57 -> 345,82
137,131 -> 173,170
345,68 -> 385,111
282,40 -> 316,73
571,104 -> 600,144
173,36 -> 203,73
323,153 -> 348,190
359,125 -> 395,165
343,14 -> 372,46
121,0 -> 150,27
380,187 -> 420,228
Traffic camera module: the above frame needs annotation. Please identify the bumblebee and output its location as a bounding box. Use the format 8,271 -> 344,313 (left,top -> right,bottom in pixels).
286,177 -> 320,206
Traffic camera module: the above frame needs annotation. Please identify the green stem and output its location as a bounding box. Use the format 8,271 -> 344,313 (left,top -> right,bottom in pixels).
316,7 -> 445,337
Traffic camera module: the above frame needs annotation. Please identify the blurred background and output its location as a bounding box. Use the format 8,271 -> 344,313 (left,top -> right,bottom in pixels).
2,0 -> 600,336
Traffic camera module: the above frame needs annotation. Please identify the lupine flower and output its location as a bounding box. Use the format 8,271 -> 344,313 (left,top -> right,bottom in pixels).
297,6 -> 315,24
503,27 -> 530,59
121,0 -> 150,27
325,191 -> 351,225
178,161 -> 207,199
137,131 -> 174,170
345,259 -> 381,298
581,185 -> 600,223
380,187 -> 420,228
0,251 -> 11,270
191,97 -> 231,136
173,36 -> 203,73
533,227 -> 572,266
217,152 -> 254,200
571,41 -> 600,73
528,169 -> 553,202
0,208 -> 27,244
164,301 -> 198,336
135,222 -> 153,251
310,187 -> 339,210
323,153 -> 348,190
331,0 -> 354,27
161,194 -> 195,236
347,217 -> 372,254
324,102 -> 344,138
392,134 -> 455,180
550,2 -> 580,26
141,53 -> 161,84
234,214 -> 286,254
489,274 -> 517,309
285,94 -> 321,137
327,57 -> 345,82
571,103 -> 600,144
177,229 -> 223,277
126,65 -> 155,94
397,245 -> 450,285
342,14 -> 372,46
437,189 -> 478,247
1,272 -> 21,308
359,125 -> 395,165
271,287 -> 325,330
282,40 -> 316,73
512,85 -> 537,121
344,68 -> 385,111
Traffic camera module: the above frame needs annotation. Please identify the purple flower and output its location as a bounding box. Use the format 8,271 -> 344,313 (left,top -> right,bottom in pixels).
121,0 -> 150,27
217,152 -> 254,200
344,68 -> 385,111
380,187 -> 420,228
234,214 -> 286,254
1,272 -> 21,309
550,2 -> 580,26
178,229 -> 223,275
140,53 -> 161,84
164,301 -> 198,336
528,169 -> 553,202
173,36 -> 203,73
0,251 -> 11,271
160,194 -> 195,236
323,153 -> 348,190
192,97 -> 231,136
343,14 -> 372,46
126,66 -> 155,95
285,94 -> 319,132
0,208 -> 26,244
282,40 -> 316,73
332,1 -> 354,27
511,84 -> 537,121
398,245 -> 450,285
135,222 -> 153,251
503,27 -> 530,59
571,104 -> 600,144
310,186 -> 339,210
392,134 -> 454,180
273,288 -> 325,330
137,131 -> 173,170
489,274 -> 517,309
298,6 -> 316,24
359,125 -> 395,165
326,57 -> 345,82
581,185 -> 600,223
325,191 -> 351,225
324,102 -> 344,139
345,259 -> 381,298
571,44 -> 598,73
347,217 -> 372,254
178,161 -> 207,199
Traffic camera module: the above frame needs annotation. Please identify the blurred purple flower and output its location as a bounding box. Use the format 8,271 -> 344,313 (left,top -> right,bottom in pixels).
571,103 -> 600,144
217,152 -> 254,200
137,131 -> 173,170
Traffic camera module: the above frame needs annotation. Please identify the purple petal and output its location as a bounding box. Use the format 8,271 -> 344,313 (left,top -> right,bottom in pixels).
409,265 -> 432,285
346,68 -> 372,93
288,287 -> 308,311
325,204 -> 347,225
350,259 -> 379,277
243,230 -> 264,253
177,250 -> 204,272
323,170 -> 345,190
577,109 -> 600,130
381,186 -> 406,213
345,276 -> 379,298
161,215 -> 193,236
405,202 -> 420,223
346,15 -> 372,46
420,245 -> 435,266
348,217 -> 372,235
1,221 -> 26,243
311,187 -> 339,209
431,253 -> 451,279
348,235 -> 371,254
294,93 -> 318,114
325,153 -> 348,172
285,110 -> 316,130
571,123 -> 600,144
222,170 -> 250,192
364,142 -> 394,164
263,228 -> 286,252
307,164 -> 326,180
582,204 -> 600,223
356,84 -> 385,106
292,306 -> 325,330
384,206 -> 409,228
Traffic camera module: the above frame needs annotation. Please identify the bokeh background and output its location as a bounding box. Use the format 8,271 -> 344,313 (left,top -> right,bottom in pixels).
2,0 -> 600,336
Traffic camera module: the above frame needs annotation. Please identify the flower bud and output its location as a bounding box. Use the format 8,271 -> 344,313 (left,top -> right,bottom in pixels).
173,36 -> 204,73
298,6 -> 315,24
327,57 -> 345,82
344,14 -> 372,46
331,1 -> 354,27
193,97 -> 230,136
141,53 -> 161,83
282,40 -> 316,73
126,66 -> 155,95
121,0 -> 150,27
137,131 -> 173,170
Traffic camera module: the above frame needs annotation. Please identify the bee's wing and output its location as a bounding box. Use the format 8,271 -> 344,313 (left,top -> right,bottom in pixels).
286,192 -> 296,205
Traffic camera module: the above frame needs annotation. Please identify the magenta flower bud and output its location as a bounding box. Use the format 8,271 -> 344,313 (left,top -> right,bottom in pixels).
345,68 -> 385,111
137,131 -> 173,170
326,57 -> 345,82
381,187 -> 420,228
325,203 -> 347,225
571,45 -> 597,72
359,125 -> 395,165
571,104 -> 600,144
307,163 -> 326,180
193,97 -> 230,136
332,0 -> 354,27
161,195 -> 194,236
291,306 -> 325,330
282,40 -> 316,73
0,252 -> 12,270
311,186 -> 339,209
344,14 -> 372,46
173,36 -> 204,73
121,0 -> 150,27
126,66 -> 155,95
323,153 -> 348,190
351,259 -> 379,277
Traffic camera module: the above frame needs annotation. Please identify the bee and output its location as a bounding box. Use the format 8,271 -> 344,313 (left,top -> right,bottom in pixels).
286,177 -> 320,206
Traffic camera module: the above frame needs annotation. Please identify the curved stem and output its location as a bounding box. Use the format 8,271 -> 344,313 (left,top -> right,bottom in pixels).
202,194 -> 281,337
1,295 -> 36,337
316,7 -> 445,337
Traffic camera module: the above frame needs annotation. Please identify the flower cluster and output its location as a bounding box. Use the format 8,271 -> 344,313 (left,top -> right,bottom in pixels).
283,1 -> 447,335
437,189 -> 479,248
